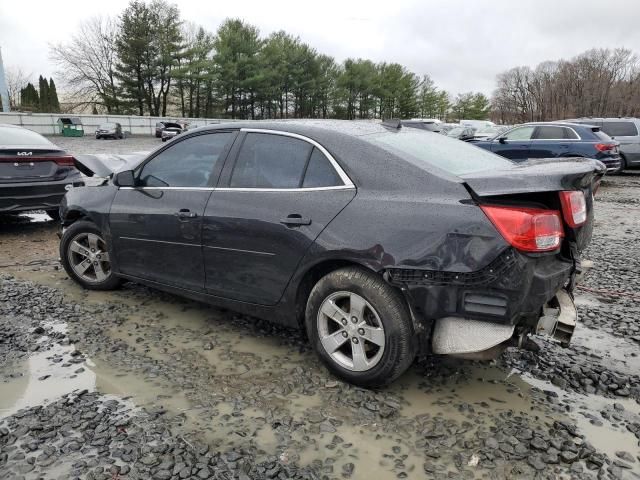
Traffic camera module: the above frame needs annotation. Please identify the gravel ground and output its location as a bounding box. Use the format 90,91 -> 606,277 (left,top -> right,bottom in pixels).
0,136 -> 639,479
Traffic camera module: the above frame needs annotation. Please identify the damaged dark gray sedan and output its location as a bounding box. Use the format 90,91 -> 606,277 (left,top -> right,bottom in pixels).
59,121 -> 604,387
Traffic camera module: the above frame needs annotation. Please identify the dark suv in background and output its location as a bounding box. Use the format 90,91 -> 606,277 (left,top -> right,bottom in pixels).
471,122 -> 622,173
563,118 -> 640,170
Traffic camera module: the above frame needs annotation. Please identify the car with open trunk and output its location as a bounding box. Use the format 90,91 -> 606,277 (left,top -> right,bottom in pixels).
59,120 -> 604,387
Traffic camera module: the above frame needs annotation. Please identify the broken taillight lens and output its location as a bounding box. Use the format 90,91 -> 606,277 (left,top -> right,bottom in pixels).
559,190 -> 587,227
480,205 -> 564,253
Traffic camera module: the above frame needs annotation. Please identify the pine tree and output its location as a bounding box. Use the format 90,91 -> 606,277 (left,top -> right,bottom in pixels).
20,83 -> 39,111
38,75 -> 50,112
49,78 -> 61,113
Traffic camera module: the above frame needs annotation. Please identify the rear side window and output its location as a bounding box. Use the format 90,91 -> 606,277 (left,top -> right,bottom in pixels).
600,121 -> 638,137
534,126 -> 579,140
139,132 -> 233,187
230,133 -> 312,188
369,131 -> 515,176
592,129 -> 614,142
302,148 -> 342,187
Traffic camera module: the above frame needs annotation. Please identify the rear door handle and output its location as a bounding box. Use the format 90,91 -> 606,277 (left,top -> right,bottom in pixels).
175,209 -> 197,219
280,214 -> 311,226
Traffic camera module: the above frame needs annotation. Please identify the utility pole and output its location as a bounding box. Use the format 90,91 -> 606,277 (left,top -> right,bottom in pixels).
0,46 -> 9,112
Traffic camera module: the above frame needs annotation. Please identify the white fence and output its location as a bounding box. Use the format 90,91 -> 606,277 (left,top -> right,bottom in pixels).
0,112 -> 236,136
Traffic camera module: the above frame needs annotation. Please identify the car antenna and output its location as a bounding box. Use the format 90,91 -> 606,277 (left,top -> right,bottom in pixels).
382,118 -> 402,129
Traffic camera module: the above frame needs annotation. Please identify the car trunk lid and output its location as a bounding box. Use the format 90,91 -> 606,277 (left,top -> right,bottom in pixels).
0,147 -> 73,183
460,158 -> 605,252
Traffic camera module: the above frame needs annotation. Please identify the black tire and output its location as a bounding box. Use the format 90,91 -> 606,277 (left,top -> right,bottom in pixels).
162,137 -> 166,142
617,155 -> 627,174
46,209 -> 61,221
60,220 -> 122,291
305,267 -> 416,388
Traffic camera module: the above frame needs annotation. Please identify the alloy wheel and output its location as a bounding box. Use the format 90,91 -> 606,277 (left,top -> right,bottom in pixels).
317,291 -> 386,372
67,232 -> 111,284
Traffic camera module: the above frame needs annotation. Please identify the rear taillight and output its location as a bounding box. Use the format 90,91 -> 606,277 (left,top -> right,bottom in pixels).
559,190 -> 587,227
53,155 -> 75,167
594,143 -> 616,152
480,205 -> 564,253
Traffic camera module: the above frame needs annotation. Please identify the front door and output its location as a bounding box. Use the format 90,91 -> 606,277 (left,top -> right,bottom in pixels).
109,131 -> 236,291
491,125 -> 535,161
202,131 -> 356,305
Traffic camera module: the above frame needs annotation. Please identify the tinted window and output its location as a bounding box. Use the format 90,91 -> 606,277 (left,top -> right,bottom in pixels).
534,126 -> 578,139
139,132 -> 233,187
302,148 -> 342,187
600,121 -> 638,137
369,131 -> 514,176
593,129 -> 613,142
503,126 -> 535,140
0,126 -> 53,146
230,133 -> 312,188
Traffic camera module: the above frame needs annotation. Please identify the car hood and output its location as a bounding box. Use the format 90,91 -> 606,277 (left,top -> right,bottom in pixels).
73,152 -> 149,177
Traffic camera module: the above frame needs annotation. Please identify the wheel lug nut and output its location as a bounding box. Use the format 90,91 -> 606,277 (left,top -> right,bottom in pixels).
351,316 -> 358,323
358,328 -> 365,335
342,331 -> 348,338
93,261 -> 98,265
97,255 -> 101,259
352,337 -> 359,344
341,318 -> 347,326
91,248 -> 95,252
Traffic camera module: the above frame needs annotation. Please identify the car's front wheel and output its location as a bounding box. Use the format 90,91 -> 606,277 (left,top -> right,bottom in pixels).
305,267 -> 416,388
60,221 -> 121,290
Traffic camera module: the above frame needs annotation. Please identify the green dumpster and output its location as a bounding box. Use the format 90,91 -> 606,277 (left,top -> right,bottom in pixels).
57,117 -> 84,137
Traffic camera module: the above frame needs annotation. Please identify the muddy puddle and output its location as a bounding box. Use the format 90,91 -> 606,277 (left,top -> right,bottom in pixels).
3,271 -> 639,478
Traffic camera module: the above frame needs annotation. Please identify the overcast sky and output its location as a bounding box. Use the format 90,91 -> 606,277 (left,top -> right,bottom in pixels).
1,0 -> 640,97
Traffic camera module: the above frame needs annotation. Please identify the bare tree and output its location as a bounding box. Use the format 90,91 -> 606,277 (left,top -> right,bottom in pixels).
5,66 -> 31,110
491,48 -> 640,124
50,16 -> 120,113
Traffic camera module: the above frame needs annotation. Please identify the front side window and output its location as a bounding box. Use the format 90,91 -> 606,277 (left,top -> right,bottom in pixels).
600,121 -> 638,137
502,126 -> 535,141
139,132 -> 233,187
230,133 -> 312,188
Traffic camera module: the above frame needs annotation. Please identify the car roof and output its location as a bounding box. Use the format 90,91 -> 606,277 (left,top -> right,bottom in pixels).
524,121 -> 596,128
192,120 -> 461,190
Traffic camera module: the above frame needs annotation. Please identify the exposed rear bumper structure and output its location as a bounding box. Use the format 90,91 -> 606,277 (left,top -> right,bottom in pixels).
430,288 -> 577,358
0,176 -> 84,213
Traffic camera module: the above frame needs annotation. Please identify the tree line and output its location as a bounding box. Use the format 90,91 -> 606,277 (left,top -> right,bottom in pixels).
48,0 -> 490,121
18,76 -> 61,113
491,48 -> 640,124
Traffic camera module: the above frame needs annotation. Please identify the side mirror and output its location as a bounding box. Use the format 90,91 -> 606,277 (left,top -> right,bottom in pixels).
498,137 -> 507,144
113,170 -> 136,187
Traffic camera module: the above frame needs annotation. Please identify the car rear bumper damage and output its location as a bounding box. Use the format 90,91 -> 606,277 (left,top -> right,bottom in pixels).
0,177 -> 84,213
388,247 -> 582,357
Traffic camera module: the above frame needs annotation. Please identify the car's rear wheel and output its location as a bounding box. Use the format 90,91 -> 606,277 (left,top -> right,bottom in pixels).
60,221 -> 121,290
305,267 -> 416,388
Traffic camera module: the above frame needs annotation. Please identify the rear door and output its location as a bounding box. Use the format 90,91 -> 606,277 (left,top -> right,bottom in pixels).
490,125 -> 534,160
109,131 -> 236,291
529,125 -> 579,158
202,130 -> 356,305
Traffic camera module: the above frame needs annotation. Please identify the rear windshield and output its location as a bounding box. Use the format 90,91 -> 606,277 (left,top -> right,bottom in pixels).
600,121 -> 638,137
164,123 -> 182,129
368,130 -> 515,175
592,129 -> 614,142
0,126 -> 53,146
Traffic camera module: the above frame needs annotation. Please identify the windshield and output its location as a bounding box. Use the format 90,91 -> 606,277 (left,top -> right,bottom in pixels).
447,127 -> 465,136
0,126 -> 53,146
100,123 -> 117,129
367,130 -> 515,175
